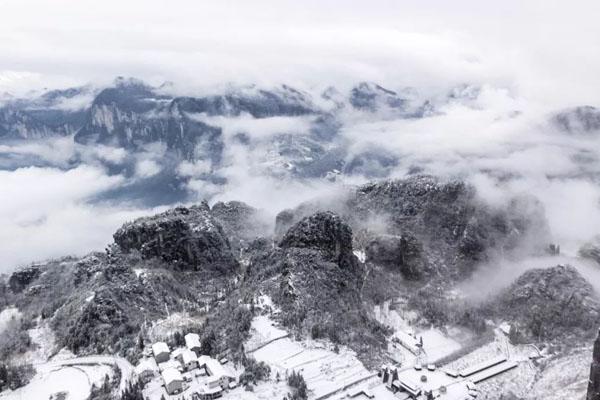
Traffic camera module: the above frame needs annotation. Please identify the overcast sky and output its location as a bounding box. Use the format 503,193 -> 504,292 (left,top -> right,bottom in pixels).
1,0 -> 599,107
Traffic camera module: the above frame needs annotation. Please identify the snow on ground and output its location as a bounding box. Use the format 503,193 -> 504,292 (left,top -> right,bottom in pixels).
398,367 -> 470,400
17,318 -> 57,364
134,268 -> 147,278
148,312 -> 206,342
374,300 -> 464,364
143,362 -> 239,400
0,307 -> 21,334
443,329 -> 539,400
247,316 -> 373,399
419,329 -> 462,362
525,348 -> 589,400
224,381 -> 290,399
0,362 -> 113,400
255,294 -> 280,314
2,347 -> 135,400
353,250 -> 366,263
374,300 -> 417,332
245,315 -> 289,352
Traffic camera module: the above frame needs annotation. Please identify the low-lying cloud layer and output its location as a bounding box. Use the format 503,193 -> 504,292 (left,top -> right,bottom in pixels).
0,164 -> 166,269
1,0 -> 600,276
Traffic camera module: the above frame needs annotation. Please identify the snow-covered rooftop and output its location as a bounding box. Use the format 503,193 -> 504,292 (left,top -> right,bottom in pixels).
171,348 -> 185,359
161,368 -> 183,385
185,333 -> 201,349
135,358 -> 158,375
203,357 -> 234,379
158,359 -> 181,372
152,342 -> 169,356
182,349 -> 198,365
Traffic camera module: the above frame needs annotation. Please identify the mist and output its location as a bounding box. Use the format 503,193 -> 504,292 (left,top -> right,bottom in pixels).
1,0 -> 600,278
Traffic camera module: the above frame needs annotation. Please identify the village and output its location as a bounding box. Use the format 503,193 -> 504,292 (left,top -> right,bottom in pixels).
132,299 -> 536,400
136,333 -> 238,399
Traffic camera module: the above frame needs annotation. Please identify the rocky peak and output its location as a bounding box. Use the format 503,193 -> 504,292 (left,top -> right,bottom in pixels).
365,234 -> 426,280
8,264 -> 44,292
210,201 -> 271,252
279,211 -> 356,269
113,203 -> 238,273
349,82 -> 406,111
497,265 -> 600,340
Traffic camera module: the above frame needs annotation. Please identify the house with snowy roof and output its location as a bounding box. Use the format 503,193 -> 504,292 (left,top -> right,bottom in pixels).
134,358 -> 158,383
182,349 -> 199,371
185,332 -> 202,352
198,355 -> 235,387
162,367 -> 184,395
152,342 -> 170,363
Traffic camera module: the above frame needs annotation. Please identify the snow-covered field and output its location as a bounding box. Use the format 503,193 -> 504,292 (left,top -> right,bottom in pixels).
0,361 -> 114,400
245,315 -> 289,352
1,315 -> 134,400
374,300 -> 464,364
247,316 -> 374,399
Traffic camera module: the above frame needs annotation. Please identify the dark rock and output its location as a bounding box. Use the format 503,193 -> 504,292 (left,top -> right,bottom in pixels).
0,87 -> 90,139
275,209 -> 296,240
279,211 -> 356,269
365,234 -> 426,280
64,290 -> 129,353
8,265 -> 43,293
588,329 -> 600,400
274,175 -> 549,280
496,265 -> 600,341
210,201 -> 270,250
74,79 -> 224,162
350,82 -> 407,112
113,204 -> 238,273
350,176 -> 549,277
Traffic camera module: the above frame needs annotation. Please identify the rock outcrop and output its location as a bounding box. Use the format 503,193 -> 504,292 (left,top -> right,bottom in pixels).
0,87 -> 90,139
8,265 -> 44,293
113,203 -> 238,273
496,265 -> 600,341
246,211 -> 384,361
365,234 -> 426,280
279,211 -> 356,269
210,201 -> 270,253
588,329 -> 600,400
275,175 -> 550,280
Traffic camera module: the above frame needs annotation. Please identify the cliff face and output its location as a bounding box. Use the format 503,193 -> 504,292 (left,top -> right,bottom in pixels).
275,175 -> 550,281
496,265 -> 600,341
279,211 -> 356,269
113,203 -> 238,273
588,329 -> 600,400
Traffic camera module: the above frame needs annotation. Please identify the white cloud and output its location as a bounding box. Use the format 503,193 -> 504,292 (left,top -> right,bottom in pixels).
0,0 -> 598,107
135,159 -> 161,178
177,160 -> 212,178
192,113 -> 314,141
0,165 -> 165,270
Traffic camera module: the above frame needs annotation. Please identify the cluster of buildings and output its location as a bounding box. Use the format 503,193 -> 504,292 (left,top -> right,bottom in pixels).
135,333 -> 236,399
377,355 -> 518,400
379,363 -> 475,400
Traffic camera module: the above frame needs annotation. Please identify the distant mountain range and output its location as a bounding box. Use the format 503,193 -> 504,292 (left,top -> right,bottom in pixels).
2,77 -> 599,207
